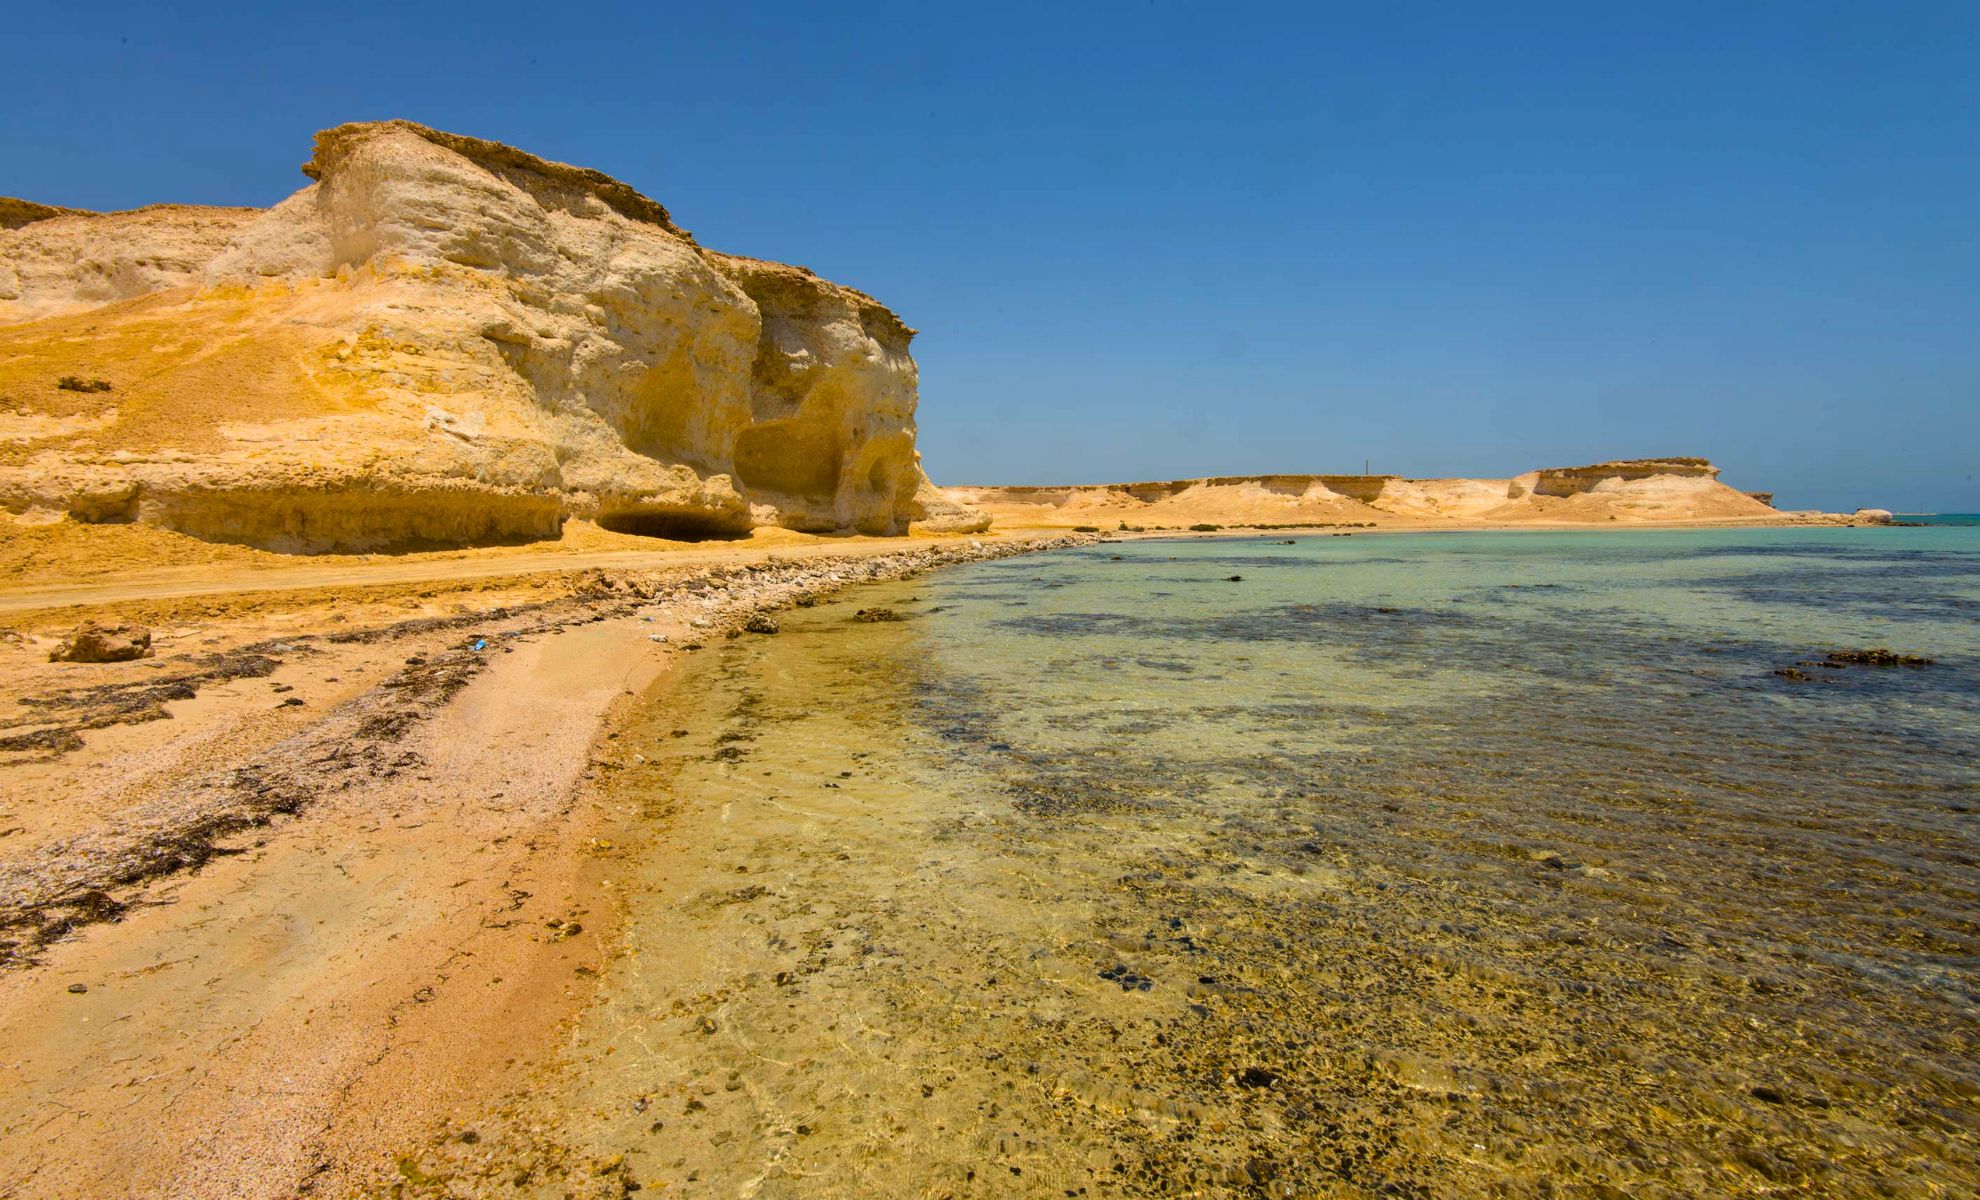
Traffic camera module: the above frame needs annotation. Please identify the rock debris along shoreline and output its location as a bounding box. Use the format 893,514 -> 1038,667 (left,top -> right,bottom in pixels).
0,533 -> 1091,968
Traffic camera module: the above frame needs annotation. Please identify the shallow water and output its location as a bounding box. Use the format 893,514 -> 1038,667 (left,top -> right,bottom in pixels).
502,528 -> 1978,1197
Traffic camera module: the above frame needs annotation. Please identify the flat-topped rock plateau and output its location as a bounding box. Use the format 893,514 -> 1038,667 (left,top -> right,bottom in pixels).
946,457 -> 1849,530
1,120 -> 986,557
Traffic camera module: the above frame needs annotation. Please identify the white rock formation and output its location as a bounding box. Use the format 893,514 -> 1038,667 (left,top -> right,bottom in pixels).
0,121 -> 985,550
0,201 -> 262,324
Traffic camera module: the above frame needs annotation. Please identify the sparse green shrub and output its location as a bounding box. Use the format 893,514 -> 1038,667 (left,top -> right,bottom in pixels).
56,375 -> 113,393
1190,523 -> 1221,532
1072,525 -> 1100,533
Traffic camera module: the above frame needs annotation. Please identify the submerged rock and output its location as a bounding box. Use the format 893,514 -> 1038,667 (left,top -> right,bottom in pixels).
1825,648 -> 1933,667
1098,963 -> 1154,992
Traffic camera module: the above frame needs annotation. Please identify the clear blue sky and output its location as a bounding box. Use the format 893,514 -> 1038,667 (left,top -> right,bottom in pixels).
7,2 -> 1976,511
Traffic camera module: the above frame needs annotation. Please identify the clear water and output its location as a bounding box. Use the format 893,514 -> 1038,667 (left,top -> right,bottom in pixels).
456,527 -> 1980,1198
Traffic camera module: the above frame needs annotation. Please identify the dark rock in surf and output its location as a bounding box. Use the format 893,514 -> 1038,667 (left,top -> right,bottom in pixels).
1826,648 -> 1933,667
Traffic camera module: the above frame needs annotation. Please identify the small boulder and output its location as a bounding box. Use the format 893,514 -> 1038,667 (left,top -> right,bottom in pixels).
742,614 -> 780,635
50,622 -> 151,663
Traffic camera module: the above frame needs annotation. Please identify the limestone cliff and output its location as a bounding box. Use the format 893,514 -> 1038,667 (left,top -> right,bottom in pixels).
0,120 -> 984,550
0,204 -> 263,323
706,252 -> 982,535
945,458 -> 1794,528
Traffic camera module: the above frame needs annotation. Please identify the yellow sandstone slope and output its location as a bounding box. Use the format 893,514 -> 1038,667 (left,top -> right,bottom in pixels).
0,120 -> 986,552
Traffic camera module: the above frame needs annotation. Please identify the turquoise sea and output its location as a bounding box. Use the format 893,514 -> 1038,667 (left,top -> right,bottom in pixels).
1905,512 -> 1980,526
471,526 -> 1980,1198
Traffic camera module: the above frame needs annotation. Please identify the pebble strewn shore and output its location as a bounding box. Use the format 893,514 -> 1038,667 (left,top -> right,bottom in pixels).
0,534 -> 1093,967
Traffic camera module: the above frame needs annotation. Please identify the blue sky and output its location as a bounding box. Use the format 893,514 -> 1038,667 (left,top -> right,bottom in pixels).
7,2 -> 1976,511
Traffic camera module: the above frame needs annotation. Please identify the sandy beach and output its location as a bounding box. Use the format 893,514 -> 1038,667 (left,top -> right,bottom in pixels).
4,75 -> 1965,1196
0,528 -> 1086,1198
4,515 -> 1972,1196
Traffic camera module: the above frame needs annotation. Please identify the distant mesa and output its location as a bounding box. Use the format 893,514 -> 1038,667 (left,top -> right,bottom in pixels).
945,458 -> 1796,528
0,120 -> 986,551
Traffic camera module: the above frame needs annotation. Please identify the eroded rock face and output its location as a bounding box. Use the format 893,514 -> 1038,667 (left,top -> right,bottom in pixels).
0,121 -> 983,549
1511,457 -> 1721,499
0,204 -> 262,323
712,253 -> 926,535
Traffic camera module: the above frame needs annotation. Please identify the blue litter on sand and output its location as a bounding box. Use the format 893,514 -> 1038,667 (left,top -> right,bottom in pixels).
471,639 -> 487,651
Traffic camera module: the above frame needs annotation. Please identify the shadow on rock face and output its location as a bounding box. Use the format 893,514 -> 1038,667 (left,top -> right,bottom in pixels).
595,510 -> 751,543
